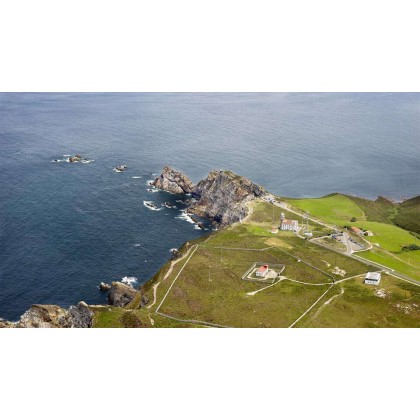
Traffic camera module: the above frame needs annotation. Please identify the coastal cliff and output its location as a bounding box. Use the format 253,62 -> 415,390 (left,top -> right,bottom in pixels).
189,170 -> 265,225
152,167 -> 265,225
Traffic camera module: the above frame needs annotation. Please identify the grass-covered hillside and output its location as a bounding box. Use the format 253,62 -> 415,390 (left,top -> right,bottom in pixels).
91,199 -> 420,328
393,196 -> 420,235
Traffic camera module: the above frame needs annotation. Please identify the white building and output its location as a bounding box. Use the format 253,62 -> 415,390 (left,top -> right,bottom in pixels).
281,219 -> 299,232
256,265 -> 269,277
364,272 -> 381,285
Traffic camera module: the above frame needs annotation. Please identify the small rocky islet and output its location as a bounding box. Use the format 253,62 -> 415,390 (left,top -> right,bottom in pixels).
52,154 -> 94,163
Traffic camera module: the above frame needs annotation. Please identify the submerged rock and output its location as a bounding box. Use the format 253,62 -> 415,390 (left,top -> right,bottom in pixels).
152,166 -> 194,194
108,281 -> 137,307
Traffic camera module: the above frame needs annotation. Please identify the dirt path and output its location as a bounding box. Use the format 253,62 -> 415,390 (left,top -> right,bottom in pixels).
309,286 -> 344,322
288,284 -> 334,328
147,246 -> 196,309
247,278 -> 284,296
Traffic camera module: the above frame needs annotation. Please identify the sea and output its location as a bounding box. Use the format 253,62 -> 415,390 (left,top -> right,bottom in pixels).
0,93 -> 419,320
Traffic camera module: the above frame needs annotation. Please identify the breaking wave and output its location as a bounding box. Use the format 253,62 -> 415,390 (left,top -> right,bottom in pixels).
176,210 -> 196,224
121,276 -> 138,286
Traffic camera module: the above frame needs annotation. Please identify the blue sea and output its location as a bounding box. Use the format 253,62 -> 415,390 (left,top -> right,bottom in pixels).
1,93 -> 419,320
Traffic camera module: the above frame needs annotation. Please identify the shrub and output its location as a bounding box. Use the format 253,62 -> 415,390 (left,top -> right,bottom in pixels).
401,244 -> 420,252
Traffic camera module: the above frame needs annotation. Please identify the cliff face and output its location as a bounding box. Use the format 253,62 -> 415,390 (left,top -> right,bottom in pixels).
189,170 -> 265,225
152,166 -> 194,194
0,301 -> 93,328
152,167 -> 265,226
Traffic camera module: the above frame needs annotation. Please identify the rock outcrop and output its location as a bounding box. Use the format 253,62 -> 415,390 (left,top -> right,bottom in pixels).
68,301 -> 94,328
152,166 -> 194,194
153,167 -> 265,226
1,301 -> 94,328
0,319 -> 14,328
99,282 -> 111,291
189,170 -> 265,225
108,281 -> 137,307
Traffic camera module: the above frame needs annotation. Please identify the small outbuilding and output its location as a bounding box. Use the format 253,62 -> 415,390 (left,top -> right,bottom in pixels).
271,226 -> 279,234
364,272 -> 381,285
256,265 -> 269,277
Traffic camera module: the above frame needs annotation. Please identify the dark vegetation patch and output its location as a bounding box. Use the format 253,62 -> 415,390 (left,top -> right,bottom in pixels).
393,196 -> 420,235
345,195 -> 396,224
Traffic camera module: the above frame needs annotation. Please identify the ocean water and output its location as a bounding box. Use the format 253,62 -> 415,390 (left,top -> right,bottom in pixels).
0,93 -> 419,320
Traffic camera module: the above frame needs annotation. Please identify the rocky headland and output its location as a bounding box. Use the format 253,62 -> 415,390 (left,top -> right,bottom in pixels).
152,166 -> 265,225
0,281 -> 140,328
0,301 -> 93,328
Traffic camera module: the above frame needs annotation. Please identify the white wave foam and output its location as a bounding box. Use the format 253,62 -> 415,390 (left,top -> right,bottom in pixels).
146,188 -> 159,193
63,154 -> 71,157
131,176 -> 142,179
176,210 -> 196,224
143,201 -> 161,211
134,243 -> 142,247
146,180 -> 155,186
81,159 -> 94,164
121,276 -> 138,286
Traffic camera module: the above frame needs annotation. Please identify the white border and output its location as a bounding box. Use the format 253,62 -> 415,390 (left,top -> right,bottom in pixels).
1,1 -> 419,419
0,0 -> 419,91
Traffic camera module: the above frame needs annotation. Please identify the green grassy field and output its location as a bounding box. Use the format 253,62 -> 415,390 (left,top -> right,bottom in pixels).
288,194 -> 366,226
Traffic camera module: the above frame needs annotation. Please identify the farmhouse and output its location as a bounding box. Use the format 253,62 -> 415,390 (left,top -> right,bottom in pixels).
350,226 -> 363,236
281,219 -> 299,232
364,272 -> 381,285
256,265 -> 269,277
